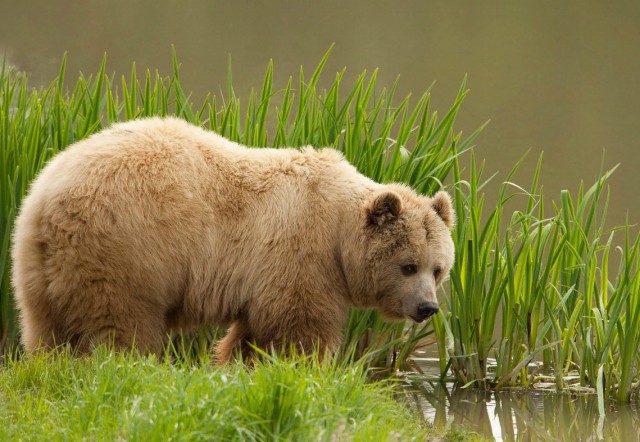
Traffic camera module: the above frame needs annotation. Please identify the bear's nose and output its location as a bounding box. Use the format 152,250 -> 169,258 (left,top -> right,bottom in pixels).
416,302 -> 439,320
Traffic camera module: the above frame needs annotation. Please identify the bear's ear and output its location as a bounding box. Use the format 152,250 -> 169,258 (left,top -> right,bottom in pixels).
430,191 -> 455,228
367,191 -> 403,226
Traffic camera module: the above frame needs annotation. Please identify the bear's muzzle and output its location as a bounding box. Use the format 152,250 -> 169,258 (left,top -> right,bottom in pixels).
412,301 -> 439,322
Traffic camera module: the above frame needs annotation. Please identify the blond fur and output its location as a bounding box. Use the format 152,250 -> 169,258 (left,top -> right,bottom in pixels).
11,117 -> 455,361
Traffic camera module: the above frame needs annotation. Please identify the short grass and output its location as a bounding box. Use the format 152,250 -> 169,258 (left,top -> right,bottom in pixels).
0,348 -> 435,441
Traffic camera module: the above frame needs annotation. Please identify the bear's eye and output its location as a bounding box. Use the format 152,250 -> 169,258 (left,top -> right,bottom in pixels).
401,264 -> 418,276
434,267 -> 442,280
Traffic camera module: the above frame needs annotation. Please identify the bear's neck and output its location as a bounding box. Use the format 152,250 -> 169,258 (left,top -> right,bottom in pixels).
334,186 -> 379,308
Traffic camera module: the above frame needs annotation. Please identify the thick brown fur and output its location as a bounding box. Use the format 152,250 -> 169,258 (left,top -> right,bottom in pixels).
11,117 -> 455,362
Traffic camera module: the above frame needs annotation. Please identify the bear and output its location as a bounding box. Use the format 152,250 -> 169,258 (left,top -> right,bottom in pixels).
11,117 -> 455,362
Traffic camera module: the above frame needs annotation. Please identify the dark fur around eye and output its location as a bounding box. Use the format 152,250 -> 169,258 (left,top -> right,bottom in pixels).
401,264 -> 418,276
434,267 -> 442,280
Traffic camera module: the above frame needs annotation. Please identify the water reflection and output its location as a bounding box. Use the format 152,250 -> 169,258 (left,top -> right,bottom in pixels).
408,380 -> 640,441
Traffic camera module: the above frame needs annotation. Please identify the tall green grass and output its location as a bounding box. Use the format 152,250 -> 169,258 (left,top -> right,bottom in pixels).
2,50 -> 640,404
439,151 -> 640,403
0,49 -> 475,365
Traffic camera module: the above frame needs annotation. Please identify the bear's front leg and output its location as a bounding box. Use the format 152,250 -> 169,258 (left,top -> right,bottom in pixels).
247,303 -> 345,361
215,320 -> 252,364
215,319 -> 332,364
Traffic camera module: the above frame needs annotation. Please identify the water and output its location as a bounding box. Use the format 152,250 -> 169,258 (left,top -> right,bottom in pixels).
410,357 -> 640,440
408,381 -> 640,442
3,1 -> 640,438
2,1 -> 640,229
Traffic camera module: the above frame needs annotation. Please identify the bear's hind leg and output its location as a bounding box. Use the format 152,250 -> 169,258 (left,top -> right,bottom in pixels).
57,281 -> 170,356
18,301 -> 63,352
77,303 -> 169,356
84,320 -> 166,356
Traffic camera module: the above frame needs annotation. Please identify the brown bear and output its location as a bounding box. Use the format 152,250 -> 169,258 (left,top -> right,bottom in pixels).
11,117 -> 455,362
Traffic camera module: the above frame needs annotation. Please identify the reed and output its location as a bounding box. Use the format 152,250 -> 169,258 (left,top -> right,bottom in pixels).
440,149 -> 640,402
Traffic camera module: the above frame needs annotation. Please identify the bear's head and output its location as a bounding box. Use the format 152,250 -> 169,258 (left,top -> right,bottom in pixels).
344,186 -> 455,323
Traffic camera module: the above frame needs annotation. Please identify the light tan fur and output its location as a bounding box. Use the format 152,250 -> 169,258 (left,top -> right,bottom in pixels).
11,117 -> 455,362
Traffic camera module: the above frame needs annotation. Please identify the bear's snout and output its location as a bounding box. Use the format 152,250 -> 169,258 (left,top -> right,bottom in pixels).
414,301 -> 439,322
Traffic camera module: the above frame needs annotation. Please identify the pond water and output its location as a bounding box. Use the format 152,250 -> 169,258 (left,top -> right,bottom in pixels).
408,358 -> 640,441
408,380 -> 640,442
2,1 -> 640,230
3,1 -> 640,439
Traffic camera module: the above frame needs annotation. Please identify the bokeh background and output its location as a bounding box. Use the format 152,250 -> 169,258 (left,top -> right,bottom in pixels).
2,0 -> 639,226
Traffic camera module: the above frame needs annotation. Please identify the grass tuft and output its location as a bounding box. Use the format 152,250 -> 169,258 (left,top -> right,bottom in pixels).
0,347 -> 431,441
